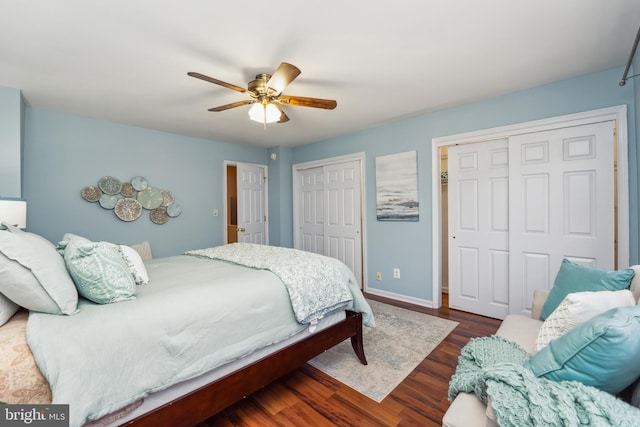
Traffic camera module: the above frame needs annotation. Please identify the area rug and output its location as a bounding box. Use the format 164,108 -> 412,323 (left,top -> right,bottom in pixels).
308,299 -> 459,402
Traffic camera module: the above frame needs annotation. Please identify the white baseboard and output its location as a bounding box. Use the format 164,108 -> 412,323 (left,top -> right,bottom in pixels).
365,287 -> 433,308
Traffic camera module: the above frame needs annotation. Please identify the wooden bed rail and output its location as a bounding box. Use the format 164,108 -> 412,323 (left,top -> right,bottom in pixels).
121,310 -> 366,427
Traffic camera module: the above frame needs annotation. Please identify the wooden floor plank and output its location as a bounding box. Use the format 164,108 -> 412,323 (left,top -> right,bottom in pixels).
201,294 -> 500,426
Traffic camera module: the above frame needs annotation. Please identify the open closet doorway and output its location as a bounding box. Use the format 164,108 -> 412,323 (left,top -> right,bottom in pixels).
439,146 -> 449,308
225,161 -> 268,245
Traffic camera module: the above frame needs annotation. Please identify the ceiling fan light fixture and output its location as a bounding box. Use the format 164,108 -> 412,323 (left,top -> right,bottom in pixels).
248,103 -> 281,124
188,62 -> 336,124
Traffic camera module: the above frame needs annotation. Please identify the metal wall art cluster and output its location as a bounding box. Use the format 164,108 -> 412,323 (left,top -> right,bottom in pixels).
81,176 -> 182,224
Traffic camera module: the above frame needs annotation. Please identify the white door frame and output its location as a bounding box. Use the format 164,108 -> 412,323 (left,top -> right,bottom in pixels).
223,160 -> 269,245
292,152 -> 368,288
431,105 -> 629,309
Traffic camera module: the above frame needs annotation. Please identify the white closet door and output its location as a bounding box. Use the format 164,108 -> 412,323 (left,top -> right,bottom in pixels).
298,167 -> 325,255
236,162 -> 266,244
509,121 -> 615,316
448,139 -> 510,319
324,160 -> 363,286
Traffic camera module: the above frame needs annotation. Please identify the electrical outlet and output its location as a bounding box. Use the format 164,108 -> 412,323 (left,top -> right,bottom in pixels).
393,268 -> 400,279
376,272 -> 382,281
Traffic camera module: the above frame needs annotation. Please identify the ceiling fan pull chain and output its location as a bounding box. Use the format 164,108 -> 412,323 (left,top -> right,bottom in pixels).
263,104 -> 267,129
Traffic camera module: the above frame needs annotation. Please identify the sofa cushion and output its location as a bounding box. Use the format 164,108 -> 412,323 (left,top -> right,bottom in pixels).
540,259 -> 635,320
525,305 -> 640,394
495,314 -> 543,354
442,392 -> 491,427
535,290 -> 635,351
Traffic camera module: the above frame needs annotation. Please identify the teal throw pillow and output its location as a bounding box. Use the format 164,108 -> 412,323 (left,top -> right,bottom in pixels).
64,240 -> 136,304
524,305 -> 640,394
56,233 -> 92,256
540,259 -> 634,320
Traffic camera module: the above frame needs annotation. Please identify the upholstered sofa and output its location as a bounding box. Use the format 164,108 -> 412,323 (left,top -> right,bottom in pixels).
443,263 -> 640,427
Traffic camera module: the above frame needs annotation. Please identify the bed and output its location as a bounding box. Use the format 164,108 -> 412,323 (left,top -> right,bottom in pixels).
0,227 -> 374,427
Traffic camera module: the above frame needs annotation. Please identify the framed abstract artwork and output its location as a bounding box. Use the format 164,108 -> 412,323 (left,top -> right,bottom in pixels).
375,150 -> 419,221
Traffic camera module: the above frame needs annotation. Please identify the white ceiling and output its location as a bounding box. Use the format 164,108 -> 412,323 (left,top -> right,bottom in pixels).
1,1 -> 639,148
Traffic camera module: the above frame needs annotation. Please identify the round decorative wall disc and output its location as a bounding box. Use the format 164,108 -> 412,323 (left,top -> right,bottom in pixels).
137,188 -> 163,210
150,206 -> 169,224
98,176 -> 123,195
161,190 -> 174,207
81,185 -> 102,202
131,176 -> 149,191
99,194 -> 118,209
114,198 -> 142,222
166,203 -> 182,217
120,182 -> 137,198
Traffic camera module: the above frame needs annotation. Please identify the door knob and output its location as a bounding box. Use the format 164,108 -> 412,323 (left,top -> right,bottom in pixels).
237,227 -> 246,232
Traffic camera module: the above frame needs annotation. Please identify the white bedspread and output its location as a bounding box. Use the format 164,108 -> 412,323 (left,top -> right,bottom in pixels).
26,253 -> 372,427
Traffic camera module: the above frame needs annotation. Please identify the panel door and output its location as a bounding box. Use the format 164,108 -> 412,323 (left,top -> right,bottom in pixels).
509,121 -> 615,315
298,167 -> 325,255
448,139 -> 510,319
236,162 -> 266,244
324,160 -> 363,286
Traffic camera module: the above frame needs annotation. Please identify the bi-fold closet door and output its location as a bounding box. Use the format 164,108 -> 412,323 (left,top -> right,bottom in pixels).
295,160 -> 363,287
448,121 -> 615,319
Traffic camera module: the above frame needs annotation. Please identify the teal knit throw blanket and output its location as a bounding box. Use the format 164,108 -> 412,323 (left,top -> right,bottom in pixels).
448,336 -> 640,427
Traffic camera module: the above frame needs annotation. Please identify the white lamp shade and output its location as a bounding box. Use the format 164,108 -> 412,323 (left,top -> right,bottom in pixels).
0,198 -> 27,229
248,103 -> 281,124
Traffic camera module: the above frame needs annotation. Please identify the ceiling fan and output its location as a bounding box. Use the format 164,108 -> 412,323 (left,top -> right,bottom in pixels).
187,62 -> 337,124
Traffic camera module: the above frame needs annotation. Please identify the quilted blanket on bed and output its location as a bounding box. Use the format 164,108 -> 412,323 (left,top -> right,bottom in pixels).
186,243 -> 373,326
448,336 -> 640,427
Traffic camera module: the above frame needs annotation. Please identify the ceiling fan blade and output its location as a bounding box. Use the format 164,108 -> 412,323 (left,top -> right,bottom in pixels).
273,104 -> 290,123
267,62 -> 301,95
188,72 -> 246,93
277,95 -> 337,110
208,100 -> 255,112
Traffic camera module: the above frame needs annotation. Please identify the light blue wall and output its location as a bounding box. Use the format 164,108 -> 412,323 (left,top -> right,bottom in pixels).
23,108 -> 268,257
14,66 -> 639,303
266,146 -> 293,247
0,86 -> 24,197
291,66 -> 638,303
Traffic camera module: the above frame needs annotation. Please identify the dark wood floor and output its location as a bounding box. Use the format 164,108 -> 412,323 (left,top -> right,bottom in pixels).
199,294 -> 501,427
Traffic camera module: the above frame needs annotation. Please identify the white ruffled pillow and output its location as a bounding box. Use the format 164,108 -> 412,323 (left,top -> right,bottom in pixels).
118,245 -> 149,286
100,242 -> 149,286
535,290 -> 636,351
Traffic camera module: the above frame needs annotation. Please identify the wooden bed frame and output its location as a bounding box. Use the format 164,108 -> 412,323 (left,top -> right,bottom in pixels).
122,310 -> 366,427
